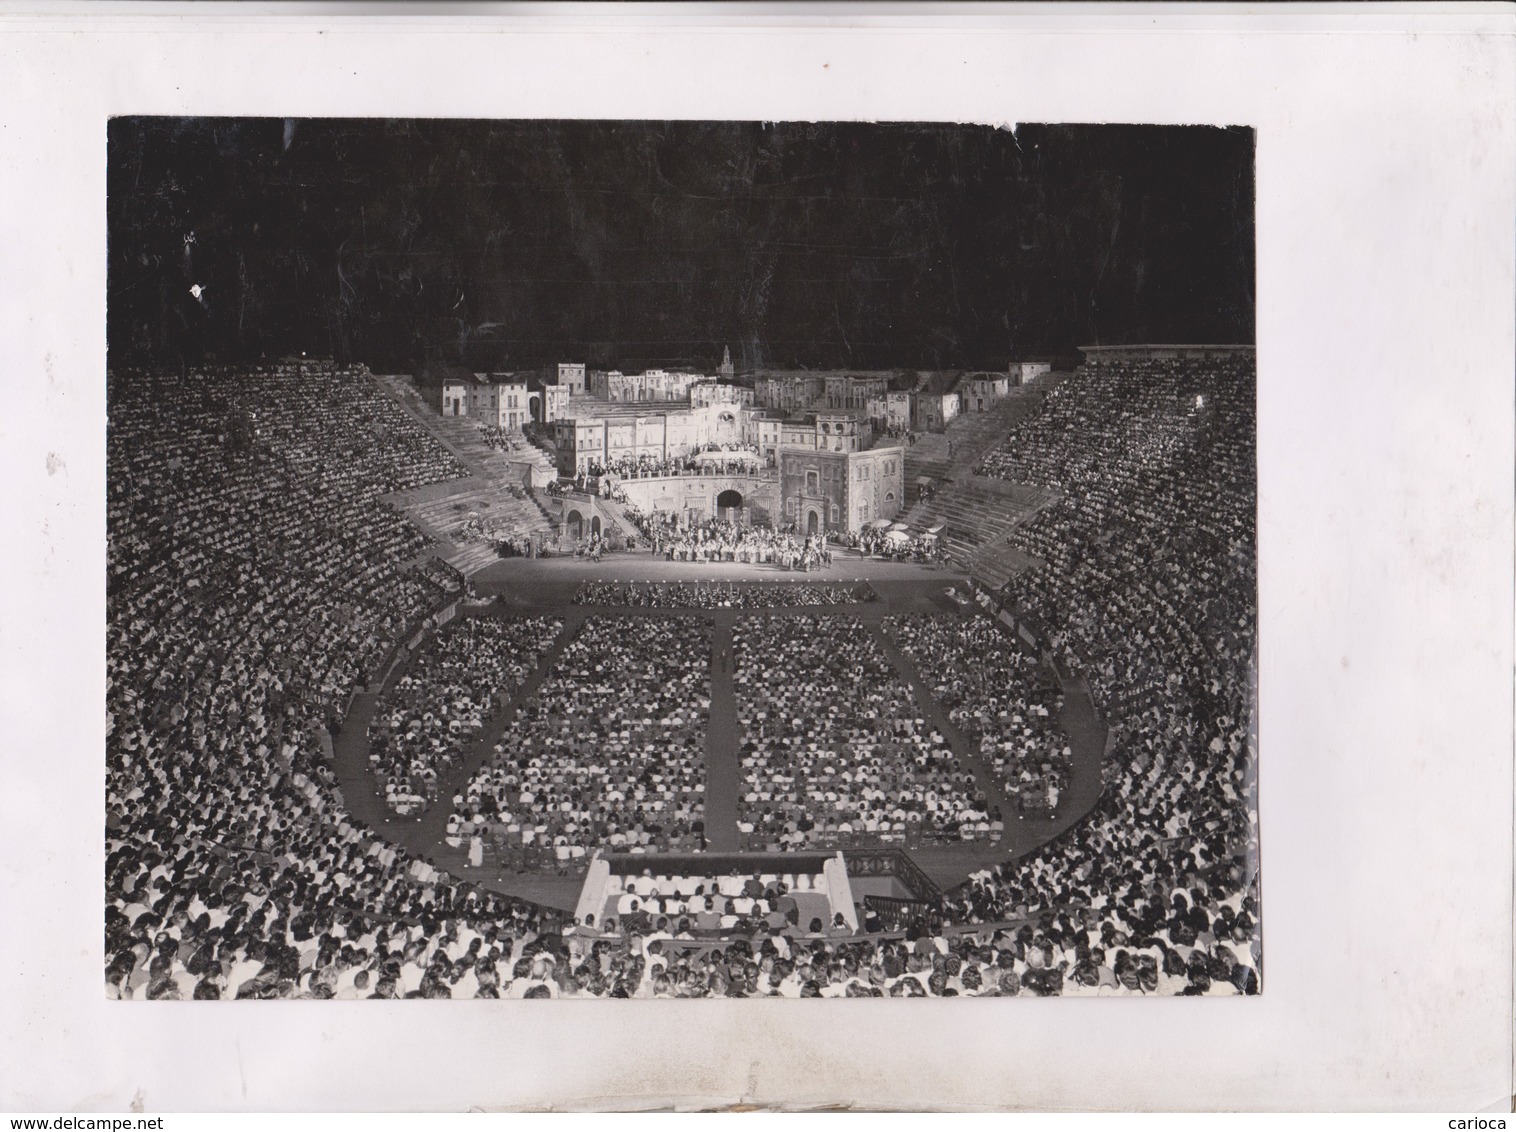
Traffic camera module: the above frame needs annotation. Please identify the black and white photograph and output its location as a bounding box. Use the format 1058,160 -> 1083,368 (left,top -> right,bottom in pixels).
105,117 -> 1259,1002
3,4 -> 1513,1116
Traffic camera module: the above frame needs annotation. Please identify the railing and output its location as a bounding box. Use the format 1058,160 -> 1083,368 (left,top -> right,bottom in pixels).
550,488 -> 599,504
861,894 -> 936,931
604,850 -> 837,876
840,848 -> 942,901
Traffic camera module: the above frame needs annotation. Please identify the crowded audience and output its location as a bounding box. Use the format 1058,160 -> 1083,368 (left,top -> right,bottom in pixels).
954,357 -> 1259,989
886,613 -> 1072,817
544,902 -> 1255,996
104,352 -> 1258,998
452,617 -> 711,868
732,615 -> 996,848
107,360 -> 568,1000
367,615 -> 563,816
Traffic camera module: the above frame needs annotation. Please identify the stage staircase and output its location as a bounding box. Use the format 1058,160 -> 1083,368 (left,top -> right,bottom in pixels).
593,494 -> 639,540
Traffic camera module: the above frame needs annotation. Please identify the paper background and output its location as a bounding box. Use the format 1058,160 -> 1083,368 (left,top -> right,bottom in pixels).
0,3 -> 1510,1112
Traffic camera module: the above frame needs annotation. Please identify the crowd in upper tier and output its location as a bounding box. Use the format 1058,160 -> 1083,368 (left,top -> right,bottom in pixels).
573,580 -> 874,608
885,613 -> 1072,817
450,617 -> 711,867
367,615 -> 562,816
954,358 -> 1259,986
732,615 -> 1000,849
107,360 -> 568,1001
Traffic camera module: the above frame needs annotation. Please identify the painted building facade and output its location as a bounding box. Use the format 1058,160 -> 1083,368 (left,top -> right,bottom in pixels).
533,382 -> 570,425
912,373 -> 965,432
1008,361 -> 1053,384
963,372 -> 1011,412
552,403 -> 750,475
440,377 -> 471,417
438,373 -> 567,429
824,372 -> 891,411
434,374 -> 529,429
753,373 -> 826,413
689,381 -> 754,410
779,444 -> 905,536
589,368 -> 706,403
752,416 -> 785,461
617,473 -> 781,529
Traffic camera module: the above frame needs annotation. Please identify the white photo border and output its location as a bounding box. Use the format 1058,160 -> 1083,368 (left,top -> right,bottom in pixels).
0,2 -> 1511,1113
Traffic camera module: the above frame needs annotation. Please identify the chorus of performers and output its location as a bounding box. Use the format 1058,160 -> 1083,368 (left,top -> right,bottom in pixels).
840,525 -> 949,566
566,444 -> 767,486
638,516 -> 835,570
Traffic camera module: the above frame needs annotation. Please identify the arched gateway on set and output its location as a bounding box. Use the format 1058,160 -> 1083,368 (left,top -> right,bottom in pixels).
566,508 -> 584,540
806,508 -> 820,537
716,488 -> 743,523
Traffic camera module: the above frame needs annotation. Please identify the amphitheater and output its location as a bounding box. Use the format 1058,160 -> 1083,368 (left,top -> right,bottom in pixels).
106,349 -> 1259,1000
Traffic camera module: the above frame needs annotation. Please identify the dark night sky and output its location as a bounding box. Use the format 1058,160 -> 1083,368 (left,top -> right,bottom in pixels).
107,118 -> 1254,374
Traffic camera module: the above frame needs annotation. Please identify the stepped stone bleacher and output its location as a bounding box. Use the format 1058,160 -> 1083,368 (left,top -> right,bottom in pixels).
901,430 -> 956,486
906,478 -> 1055,576
371,375 -> 557,576
898,384 -> 1061,585
429,412 -> 556,485
902,384 -> 1055,492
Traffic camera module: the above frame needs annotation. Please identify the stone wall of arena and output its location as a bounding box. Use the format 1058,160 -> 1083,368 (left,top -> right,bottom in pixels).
617,473 -> 782,526
1077,343 -> 1255,366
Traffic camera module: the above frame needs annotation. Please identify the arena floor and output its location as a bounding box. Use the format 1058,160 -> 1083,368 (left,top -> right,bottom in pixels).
329,548 -> 1108,911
